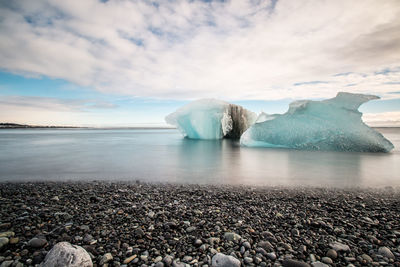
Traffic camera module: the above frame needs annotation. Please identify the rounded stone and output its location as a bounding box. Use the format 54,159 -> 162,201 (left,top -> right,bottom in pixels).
282,259 -> 311,267
211,253 -> 240,267
378,247 -> 395,260
28,237 -> 47,249
311,262 -> 329,267
321,257 -> 333,264
223,232 -> 241,242
39,242 -> 92,267
326,249 -> 337,259
0,237 -> 9,249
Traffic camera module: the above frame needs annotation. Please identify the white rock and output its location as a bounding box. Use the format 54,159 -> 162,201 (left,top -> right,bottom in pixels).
329,241 -> 350,252
39,242 -> 92,267
311,262 -> 329,267
211,253 -> 240,267
378,246 -> 395,259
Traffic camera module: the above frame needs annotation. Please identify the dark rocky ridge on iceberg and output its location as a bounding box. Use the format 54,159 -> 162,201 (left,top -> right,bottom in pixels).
165,99 -> 256,140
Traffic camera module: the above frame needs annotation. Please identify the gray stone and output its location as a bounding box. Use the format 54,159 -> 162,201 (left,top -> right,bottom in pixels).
39,242 -> 92,267
242,241 -> 251,249
321,257 -> 333,264
282,259 -> 311,267
211,253 -> 240,267
267,252 -> 276,260
0,232 -> 14,238
208,237 -> 220,245
134,228 -> 145,238
258,241 -> 273,250
172,261 -> 187,267
378,247 -> 395,260
28,237 -> 47,248
361,254 -> 373,263
100,253 -> 113,265
311,262 -> 329,267
154,256 -> 163,263
0,261 -> 13,267
186,226 -> 196,233
244,257 -> 253,264
0,238 -> 9,250
326,249 -> 337,259
223,232 -> 241,242
163,255 -> 173,266
329,241 -> 350,252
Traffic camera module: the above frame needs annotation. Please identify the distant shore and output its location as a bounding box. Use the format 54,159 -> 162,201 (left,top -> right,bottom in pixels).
0,123 -> 82,129
0,123 -> 176,130
0,182 -> 399,266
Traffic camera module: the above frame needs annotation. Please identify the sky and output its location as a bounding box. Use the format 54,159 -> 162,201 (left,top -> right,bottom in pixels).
0,0 -> 399,127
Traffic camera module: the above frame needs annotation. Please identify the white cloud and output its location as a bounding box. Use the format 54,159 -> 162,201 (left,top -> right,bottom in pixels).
1,0 -> 400,100
363,112 -> 400,127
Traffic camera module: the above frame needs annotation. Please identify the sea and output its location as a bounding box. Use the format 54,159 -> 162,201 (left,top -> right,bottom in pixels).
0,128 -> 399,188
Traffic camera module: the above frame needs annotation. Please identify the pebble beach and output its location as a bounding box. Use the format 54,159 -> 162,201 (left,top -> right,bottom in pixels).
0,182 -> 399,267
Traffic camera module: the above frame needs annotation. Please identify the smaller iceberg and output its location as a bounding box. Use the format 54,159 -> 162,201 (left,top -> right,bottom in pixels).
165,99 -> 256,139
241,92 -> 394,152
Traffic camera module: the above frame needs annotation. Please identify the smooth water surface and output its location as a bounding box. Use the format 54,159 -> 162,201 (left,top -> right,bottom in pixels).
0,128 -> 399,187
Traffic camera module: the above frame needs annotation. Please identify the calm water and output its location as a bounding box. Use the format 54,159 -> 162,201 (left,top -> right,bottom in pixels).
0,128 -> 399,187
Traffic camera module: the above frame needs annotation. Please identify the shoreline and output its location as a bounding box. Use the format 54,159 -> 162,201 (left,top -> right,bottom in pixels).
0,182 -> 399,266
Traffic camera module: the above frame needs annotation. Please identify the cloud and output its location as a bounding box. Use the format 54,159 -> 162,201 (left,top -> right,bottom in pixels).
0,0 -> 400,100
0,95 -> 117,112
363,111 -> 400,127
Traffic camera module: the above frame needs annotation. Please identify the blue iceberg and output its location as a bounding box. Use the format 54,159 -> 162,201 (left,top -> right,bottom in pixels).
166,99 -> 256,139
240,92 -> 394,152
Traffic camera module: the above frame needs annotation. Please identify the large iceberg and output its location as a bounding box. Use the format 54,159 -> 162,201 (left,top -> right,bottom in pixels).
240,92 -> 394,152
166,99 -> 256,139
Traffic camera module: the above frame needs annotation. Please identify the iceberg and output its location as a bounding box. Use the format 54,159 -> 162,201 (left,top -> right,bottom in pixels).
240,92 -> 394,152
165,99 -> 256,139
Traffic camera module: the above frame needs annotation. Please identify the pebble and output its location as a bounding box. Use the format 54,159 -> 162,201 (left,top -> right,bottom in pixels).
28,237 -> 47,248
194,239 -> 202,246
242,241 -> 251,249
211,253 -> 240,267
326,249 -> 337,259
378,246 -> 395,259
123,255 -> 137,264
311,262 -> 329,267
100,253 -> 113,265
163,255 -> 173,266
267,252 -> 276,260
244,256 -> 253,264
0,238 -> 9,250
321,257 -> 332,264
329,241 -> 350,252
0,261 -> 13,267
0,232 -> 14,238
282,259 -> 311,267
223,232 -> 241,242
361,254 -> 373,263
185,226 -> 196,233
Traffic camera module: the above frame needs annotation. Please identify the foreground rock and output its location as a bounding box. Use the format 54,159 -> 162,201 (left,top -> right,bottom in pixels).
39,242 -> 92,267
212,253 -> 240,267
